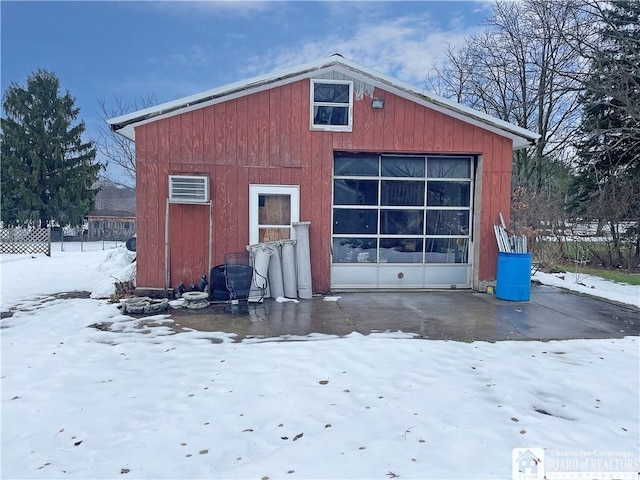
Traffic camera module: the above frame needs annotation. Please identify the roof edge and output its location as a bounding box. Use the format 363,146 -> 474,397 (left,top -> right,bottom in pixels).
109,55 -> 540,149
333,60 -> 539,148
108,56 -> 345,133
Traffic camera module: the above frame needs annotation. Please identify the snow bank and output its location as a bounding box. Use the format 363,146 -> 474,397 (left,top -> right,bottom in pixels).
1,245 -> 135,310
534,271 -> 640,308
91,246 -> 136,299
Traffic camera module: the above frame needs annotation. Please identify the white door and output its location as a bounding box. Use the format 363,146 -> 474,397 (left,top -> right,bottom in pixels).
249,185 -> 300,245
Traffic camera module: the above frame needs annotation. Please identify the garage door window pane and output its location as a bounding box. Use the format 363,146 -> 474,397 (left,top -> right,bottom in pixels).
334,179 -> 378,205
381,181 -> 424,206
380,210 -> 423,235
379,238 -> 424,263
333,238 -> 377,263
334,154 -> 379,176
381,156 -> 425,177
333,209 -> 378,234
428,157 -> 471,178
427,182 -> 471,206
426,238 -> 468,263
427,210 -> 470,235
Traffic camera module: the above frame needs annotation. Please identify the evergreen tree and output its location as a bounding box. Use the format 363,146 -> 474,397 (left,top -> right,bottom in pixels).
1,69 -> 103,228
572,0 -> 640,266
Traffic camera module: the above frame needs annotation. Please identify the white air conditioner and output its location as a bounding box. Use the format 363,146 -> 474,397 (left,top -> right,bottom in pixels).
169,175 -> 209,204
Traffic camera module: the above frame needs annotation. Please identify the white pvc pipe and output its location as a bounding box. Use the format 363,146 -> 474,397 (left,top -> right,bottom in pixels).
267,241 -> 285,299
246,243 -> 273,301
292,222 -> 312,299
281,239 -> 297,298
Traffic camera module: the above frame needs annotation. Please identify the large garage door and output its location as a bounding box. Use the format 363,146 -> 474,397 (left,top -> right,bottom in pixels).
331,152 -> 474,289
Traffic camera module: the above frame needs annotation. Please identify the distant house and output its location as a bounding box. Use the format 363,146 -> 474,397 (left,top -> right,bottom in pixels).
94,184 -> 136,212
108,55 -> 538,295
87,185 -> 136,241
87,210 -> 136,240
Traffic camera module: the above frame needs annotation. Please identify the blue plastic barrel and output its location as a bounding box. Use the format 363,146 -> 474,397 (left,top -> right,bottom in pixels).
495,252 -> 532,301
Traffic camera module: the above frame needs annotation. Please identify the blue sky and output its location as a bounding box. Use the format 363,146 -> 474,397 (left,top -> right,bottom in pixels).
1,1 -> 490,179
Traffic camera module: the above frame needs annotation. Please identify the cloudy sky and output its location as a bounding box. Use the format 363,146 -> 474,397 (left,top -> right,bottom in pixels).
1,1 -> 491,175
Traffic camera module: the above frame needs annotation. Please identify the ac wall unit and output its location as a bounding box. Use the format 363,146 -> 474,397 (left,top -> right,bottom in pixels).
169,175 -> 210,204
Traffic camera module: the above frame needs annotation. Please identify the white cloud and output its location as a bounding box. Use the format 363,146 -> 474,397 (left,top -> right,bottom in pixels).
244,12 -> 483,90
114,2 -> 488,102
148,45 -> 213,68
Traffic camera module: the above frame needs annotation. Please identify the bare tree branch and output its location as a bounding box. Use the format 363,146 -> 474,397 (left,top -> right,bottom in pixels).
427,0 -> 595,193
95,94 -> 162,190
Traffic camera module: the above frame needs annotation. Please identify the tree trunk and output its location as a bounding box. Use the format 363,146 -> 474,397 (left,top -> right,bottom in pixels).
609,220 -> 621,266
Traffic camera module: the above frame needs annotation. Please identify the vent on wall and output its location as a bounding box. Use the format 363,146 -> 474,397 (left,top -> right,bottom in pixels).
169,175 -> 210,204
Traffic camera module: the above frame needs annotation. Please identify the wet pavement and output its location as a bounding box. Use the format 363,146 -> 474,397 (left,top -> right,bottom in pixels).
161,283 -> 640,342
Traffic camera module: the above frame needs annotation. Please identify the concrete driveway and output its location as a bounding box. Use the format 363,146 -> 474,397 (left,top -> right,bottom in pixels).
163,283 -> 640,342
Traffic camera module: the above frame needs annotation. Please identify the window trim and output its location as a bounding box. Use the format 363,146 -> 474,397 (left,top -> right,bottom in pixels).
249,184 -> 300,245
310,79 -> 354,132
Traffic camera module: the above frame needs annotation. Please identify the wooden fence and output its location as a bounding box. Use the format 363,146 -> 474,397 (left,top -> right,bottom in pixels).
0,227 -> 51,256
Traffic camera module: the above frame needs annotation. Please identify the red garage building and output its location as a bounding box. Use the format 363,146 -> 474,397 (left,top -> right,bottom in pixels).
109,55 -> 538,296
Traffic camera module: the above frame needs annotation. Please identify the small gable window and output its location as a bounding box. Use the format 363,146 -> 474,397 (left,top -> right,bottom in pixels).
310,79 -> 353,132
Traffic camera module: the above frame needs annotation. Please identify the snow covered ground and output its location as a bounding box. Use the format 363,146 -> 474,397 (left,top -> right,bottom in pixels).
533,270 -> 640,308
1,245 -> 639,479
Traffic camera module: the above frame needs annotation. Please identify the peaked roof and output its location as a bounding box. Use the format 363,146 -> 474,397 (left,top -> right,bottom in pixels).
109,55 -> 539,150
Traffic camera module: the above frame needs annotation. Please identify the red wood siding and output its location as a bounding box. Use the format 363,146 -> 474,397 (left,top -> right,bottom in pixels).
135,80 -> 512,292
